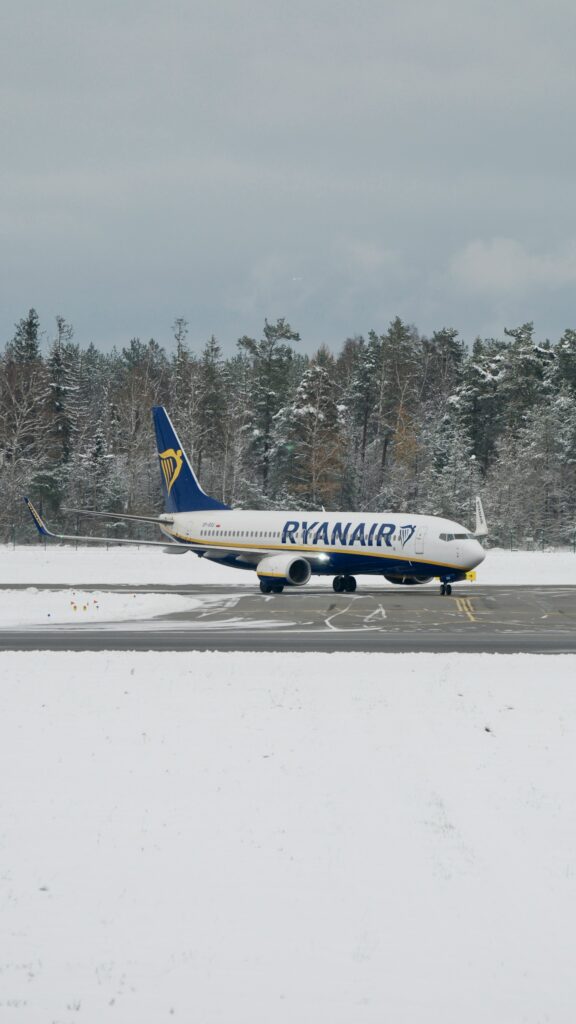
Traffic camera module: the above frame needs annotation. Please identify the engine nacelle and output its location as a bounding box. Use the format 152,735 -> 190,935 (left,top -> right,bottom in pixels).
384,574 -> 434,586
257,554 -> 312,587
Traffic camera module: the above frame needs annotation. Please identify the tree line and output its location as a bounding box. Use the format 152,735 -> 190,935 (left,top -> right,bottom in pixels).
2,309 -> 576,548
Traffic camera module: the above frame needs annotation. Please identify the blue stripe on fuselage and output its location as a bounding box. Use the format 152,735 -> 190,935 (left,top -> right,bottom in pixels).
187,547 -> 464,580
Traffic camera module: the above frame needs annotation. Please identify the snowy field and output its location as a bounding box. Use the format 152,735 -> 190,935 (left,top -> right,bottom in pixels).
2,544 -> 575,1020
0,589 -> 209,627
1,543 -> 575,587
0,589 -> 233,628
1,651 -> 576,1023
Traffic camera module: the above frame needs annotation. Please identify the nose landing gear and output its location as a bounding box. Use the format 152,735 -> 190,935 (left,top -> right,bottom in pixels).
333,575 -> 357,593
440,582 -> 452,596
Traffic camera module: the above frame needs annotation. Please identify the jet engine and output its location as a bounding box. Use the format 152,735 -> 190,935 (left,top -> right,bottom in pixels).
384,574 -> 433,585
257,553 -> 312,586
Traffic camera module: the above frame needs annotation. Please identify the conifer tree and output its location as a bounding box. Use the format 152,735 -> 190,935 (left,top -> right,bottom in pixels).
278,360 -> 344,507
8,309 -> 42,363
237,318 -> 300,494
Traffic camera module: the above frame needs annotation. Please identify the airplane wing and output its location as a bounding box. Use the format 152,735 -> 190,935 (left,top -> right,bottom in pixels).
24,497 -> 192,549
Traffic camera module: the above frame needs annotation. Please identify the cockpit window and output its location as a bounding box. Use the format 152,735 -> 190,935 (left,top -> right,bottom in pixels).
440,532 -> 474,541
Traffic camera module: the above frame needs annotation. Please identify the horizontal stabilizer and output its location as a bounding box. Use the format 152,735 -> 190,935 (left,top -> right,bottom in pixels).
63,507 -> 173,526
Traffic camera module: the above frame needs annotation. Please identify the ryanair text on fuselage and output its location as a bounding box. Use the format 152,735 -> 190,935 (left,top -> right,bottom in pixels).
280,520 -> 416,548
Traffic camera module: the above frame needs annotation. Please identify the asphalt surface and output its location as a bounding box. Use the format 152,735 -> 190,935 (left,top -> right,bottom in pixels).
1,584 -> 575,652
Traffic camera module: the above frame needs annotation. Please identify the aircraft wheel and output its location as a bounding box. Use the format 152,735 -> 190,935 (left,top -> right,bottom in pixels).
271,583 -> 285,594
260,580 -> 273,594
333,575 -> 345,593
343,575 -> 357,593
446,583 -> 452,596
440,583 -> 446,596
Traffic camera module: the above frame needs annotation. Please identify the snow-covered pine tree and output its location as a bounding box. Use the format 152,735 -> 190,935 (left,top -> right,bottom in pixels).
276,357 -> 345,508
237,318 -> 300,496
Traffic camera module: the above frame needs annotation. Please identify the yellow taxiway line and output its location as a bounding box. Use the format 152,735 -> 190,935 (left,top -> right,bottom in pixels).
455,596 -> 476,622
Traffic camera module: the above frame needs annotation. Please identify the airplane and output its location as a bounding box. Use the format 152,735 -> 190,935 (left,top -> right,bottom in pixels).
25,405 -> 486,596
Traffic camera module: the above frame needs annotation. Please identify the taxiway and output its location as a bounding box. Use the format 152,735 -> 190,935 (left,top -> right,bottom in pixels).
0,584 -> 575,652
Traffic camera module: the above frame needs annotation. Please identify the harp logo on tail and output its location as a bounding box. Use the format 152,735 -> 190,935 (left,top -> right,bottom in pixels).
159,448 -> 183,494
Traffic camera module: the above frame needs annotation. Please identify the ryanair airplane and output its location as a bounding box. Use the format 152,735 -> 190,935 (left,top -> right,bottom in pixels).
25,406 -> 486,595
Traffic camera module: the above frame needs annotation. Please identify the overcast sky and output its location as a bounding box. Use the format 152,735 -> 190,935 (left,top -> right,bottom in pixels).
2,0 -> 576,354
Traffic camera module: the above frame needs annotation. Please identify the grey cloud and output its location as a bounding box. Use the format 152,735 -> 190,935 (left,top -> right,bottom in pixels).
2,0 -> 576,351
450,238 -> 576,294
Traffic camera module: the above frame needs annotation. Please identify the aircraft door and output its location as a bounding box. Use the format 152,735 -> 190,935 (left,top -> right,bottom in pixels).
415,526 -> 426,555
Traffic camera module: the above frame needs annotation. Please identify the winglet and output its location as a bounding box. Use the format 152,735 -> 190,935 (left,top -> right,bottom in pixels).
474,495 -> 488,537
24,496 -> 51,537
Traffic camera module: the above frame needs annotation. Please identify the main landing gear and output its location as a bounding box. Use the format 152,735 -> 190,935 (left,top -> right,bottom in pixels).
440,582 -> 452,596
333,575 -> 357,593
259,579 -> 284,594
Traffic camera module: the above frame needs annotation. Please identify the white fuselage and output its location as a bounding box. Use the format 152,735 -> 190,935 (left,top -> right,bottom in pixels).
159,509 -> 485,581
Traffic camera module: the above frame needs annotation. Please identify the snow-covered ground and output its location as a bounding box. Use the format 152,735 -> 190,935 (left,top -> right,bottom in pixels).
1,651 -> 576,1023
1,543 -> 575,586
1,544 -> 573,1016
0,589 -> 211,627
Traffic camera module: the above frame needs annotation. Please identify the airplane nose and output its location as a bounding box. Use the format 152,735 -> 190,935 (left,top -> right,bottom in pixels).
473,541 -> 485,566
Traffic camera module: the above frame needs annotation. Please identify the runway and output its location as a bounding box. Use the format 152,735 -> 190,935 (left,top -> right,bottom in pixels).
1,584 -> 575,652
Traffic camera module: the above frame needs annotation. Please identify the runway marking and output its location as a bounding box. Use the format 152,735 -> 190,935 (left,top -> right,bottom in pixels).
365,604 -> 387,622
455,597 -> 476,622
324,600 -> 355,631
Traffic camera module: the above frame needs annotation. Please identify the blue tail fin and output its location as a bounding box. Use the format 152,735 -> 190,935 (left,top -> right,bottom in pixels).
152,406 -> 229,513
